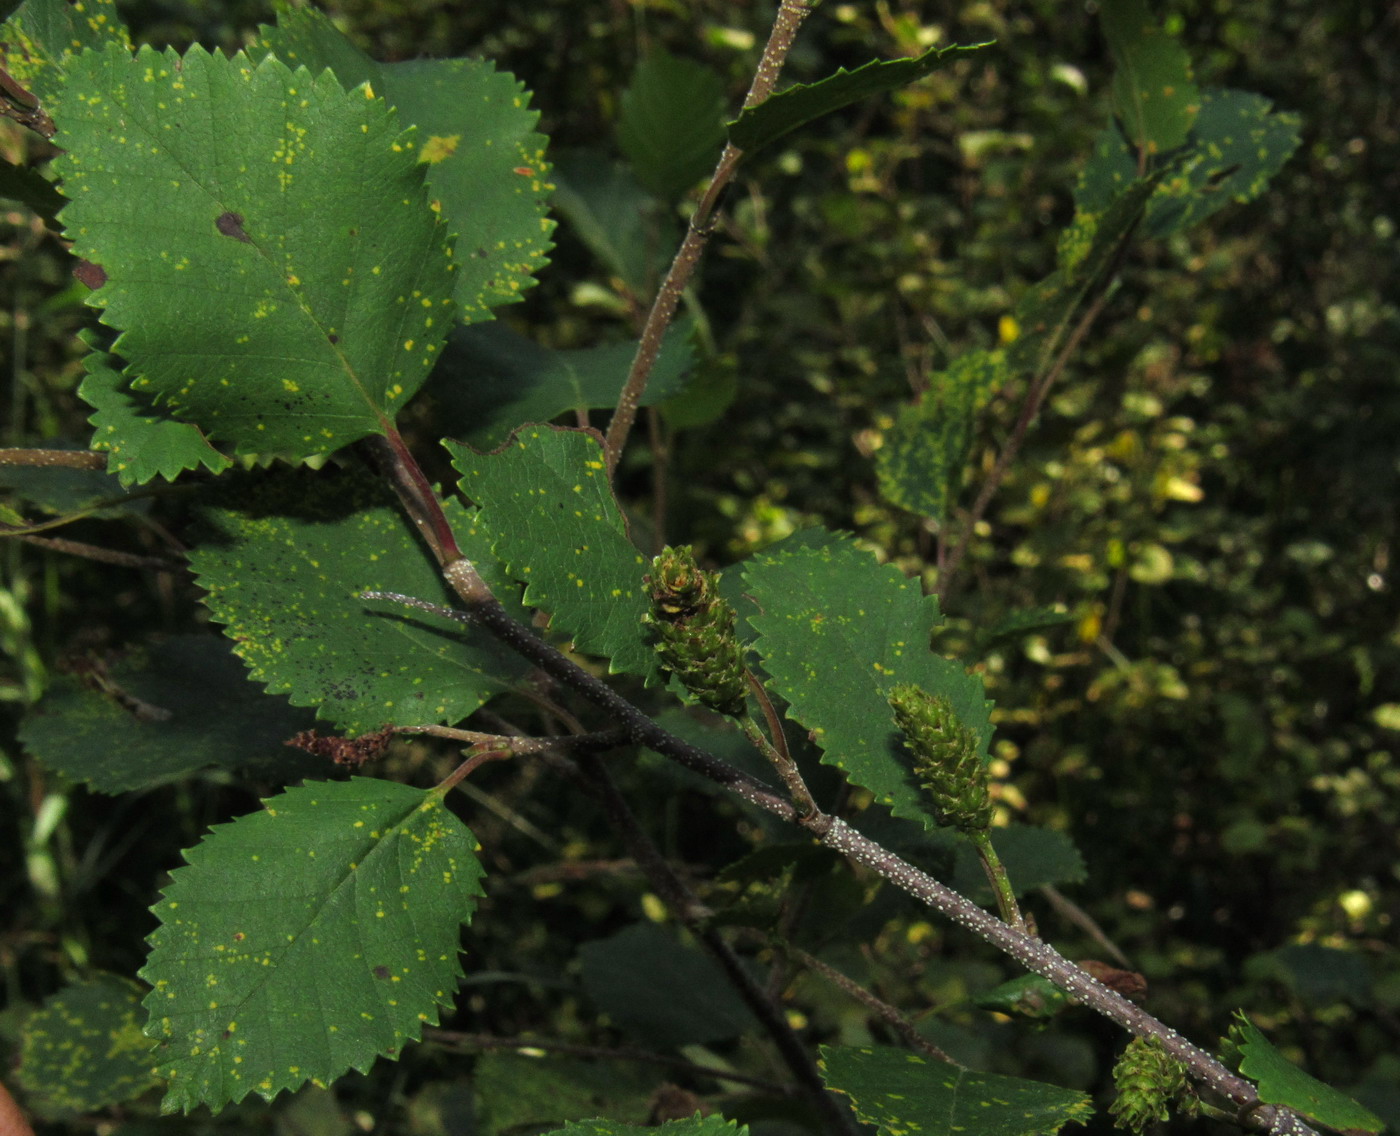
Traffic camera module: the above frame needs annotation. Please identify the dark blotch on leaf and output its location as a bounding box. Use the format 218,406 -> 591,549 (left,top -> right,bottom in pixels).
216,211 -> 252,243
328,333 -> 339,344
73,259 -> 107,289
373,965 -> 391,980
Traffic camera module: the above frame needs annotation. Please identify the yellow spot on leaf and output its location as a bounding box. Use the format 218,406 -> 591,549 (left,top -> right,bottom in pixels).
421,134 -> 460,164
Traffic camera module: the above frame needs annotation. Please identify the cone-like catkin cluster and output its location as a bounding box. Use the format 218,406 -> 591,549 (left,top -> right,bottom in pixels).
1108,1037 -> 1190,1134
888,683 -> 992,832
643,546 -> 747,718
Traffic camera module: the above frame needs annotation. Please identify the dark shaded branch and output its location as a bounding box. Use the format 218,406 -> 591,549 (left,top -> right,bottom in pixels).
572,752 -> 859,1136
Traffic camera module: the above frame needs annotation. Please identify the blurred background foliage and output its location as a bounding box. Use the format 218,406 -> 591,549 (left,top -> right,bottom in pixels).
1,0 -> 1397,1132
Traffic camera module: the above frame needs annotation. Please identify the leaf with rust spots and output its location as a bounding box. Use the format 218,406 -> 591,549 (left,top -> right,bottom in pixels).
141,778 -> 486,1112
190,468 -> 529,734
17,975 -> 158,1115
251,5 -> 553,322
48,44 -> 455,455
447,427 -> 661,684
821,1044 -> 1093,1136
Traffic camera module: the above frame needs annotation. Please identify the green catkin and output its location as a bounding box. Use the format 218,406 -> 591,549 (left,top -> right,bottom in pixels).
888,682 -> 992,832
643,546 -> 747,718
1109,1036 -> 1191,1134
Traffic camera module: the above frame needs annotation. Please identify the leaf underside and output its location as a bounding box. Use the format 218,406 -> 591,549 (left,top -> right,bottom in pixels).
617,47 -> 727,201
50,43 -> 456,456
876,349 -> 1006,525
141,778 -> 486,1112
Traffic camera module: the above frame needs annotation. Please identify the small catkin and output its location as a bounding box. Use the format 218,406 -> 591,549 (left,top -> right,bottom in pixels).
643,546 -> 747,718
1109,1036 -> 1190,1134
888,682 -> 992,832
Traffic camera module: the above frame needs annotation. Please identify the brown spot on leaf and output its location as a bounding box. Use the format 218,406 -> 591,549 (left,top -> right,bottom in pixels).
373,965 -> 391,980
73,259 -> 107,289
216,211 -> 251,243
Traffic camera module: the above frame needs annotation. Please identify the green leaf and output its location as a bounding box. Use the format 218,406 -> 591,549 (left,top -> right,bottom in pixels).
141,777 -> 487,1112
429,319 -> 695,449
253,6 -> 554,321
447,426 -> 661,684
973,973 -> 1075,1020
545,1117 -> 747,1136
821,1044 -> 1093,1136
951,825 -> 1087,901
49,44 -> 455,456
1144,89 -> 1302,237
0,155 -> 66,223
474,1052 -> 656,1135
577,924 -> 757,1048
1232,1014 -> 1385,1135
741,529 -> 992,828
190,469 -> 529,734
17,974 -> 158,1116
1078,90 -> 1302,239
1101,0 -> 1200,154
1245,944 -> 1372,1008
552,149 -> 676,296
18,634 -> 322,793
0,0 -> 131,101
875,349 -> 1006,525
975,605 -> 1075,651
727,44 -> 986,153
617,47 -> 727,201
78,332 -> 232,486
1010,173 -> 1164,380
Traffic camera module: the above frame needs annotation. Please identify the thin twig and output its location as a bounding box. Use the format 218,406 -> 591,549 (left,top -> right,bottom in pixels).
437,744 -> 514,793
602,0 -> 815,474
360,432 -> 462,564
398,721 -> 630,756
6,533 -> 184,572
422,1030 -> 793,1095
938,232 -> 1136,598
0,447 -> 107,470
1038,884 -> 1133,969
779,941 -> 957,1064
